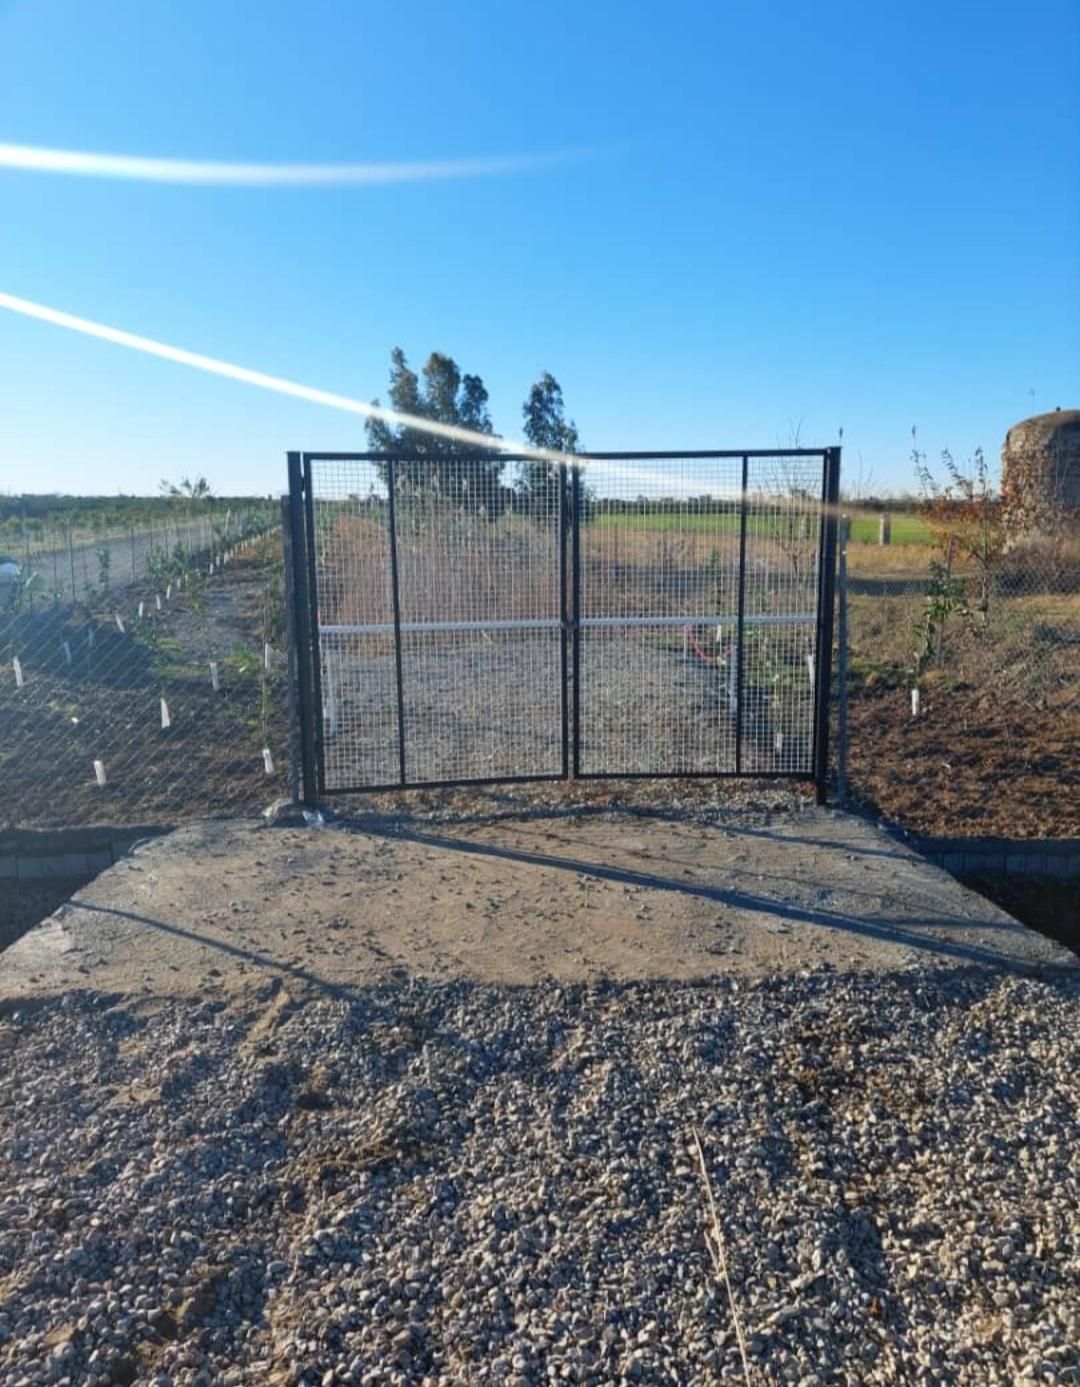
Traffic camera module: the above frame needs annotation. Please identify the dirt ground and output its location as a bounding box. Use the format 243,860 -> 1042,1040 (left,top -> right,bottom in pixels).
847,683 -> 1079,838
1,806 -> 1072,1005
0,542 -> 289,828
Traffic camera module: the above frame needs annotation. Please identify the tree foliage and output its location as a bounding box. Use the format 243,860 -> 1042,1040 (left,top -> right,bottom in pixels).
366,349 -> 505,515
520,372 -> 581,518
914,436 -> 1004,621
159,475 -> 213,500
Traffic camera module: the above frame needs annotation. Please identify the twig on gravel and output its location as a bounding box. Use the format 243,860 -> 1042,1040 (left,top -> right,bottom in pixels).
693,1126 -> 754,1386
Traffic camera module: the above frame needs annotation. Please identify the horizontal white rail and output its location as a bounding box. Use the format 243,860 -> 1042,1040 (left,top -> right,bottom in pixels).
320,613 -> 814,637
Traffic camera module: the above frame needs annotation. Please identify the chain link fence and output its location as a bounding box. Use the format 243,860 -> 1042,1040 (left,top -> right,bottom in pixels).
0,506 -> 290,829
838,508 -> 1079,838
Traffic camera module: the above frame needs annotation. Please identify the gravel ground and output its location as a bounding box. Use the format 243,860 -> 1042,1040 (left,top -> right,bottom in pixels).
2,966 -> 1078,1386
322,634 -> 813,789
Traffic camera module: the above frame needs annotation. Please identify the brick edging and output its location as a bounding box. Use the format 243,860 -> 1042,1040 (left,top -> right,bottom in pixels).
913,834 -> 1080,880
0,824 -> 172,882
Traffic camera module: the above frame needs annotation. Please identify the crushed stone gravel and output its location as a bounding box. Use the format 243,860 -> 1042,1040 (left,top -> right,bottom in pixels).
1,965 -> 1077,1385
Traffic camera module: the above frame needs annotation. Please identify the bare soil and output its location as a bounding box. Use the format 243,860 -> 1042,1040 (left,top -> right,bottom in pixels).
0,544 -> 289,828
846,681 -> 1080,838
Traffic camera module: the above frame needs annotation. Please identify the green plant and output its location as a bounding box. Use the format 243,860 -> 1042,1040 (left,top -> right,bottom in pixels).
914,437 -> 1004,625
908,559 -> 968,690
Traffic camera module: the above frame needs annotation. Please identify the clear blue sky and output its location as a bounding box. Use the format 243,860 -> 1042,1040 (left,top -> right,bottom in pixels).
1,0 -> 1077,497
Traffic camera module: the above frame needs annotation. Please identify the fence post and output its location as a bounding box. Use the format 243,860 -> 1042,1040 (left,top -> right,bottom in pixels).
813,448 -> 842,805
280,496 -> 302,806
878,512 -> 891,546
559,462 -> 570,781
570,462 -> 582,779
735,455 -> 749,774
287,452 -> 319,805
837,514 -> 850,807
384,458 -> 408,788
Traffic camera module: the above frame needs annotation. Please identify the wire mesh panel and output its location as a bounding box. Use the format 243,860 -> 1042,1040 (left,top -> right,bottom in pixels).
0,515 -> 288,828
303,459 -> 399,790
740,456 -> 824,775
304,454 -> 566,790
292,449 -> 837,796
574,452 -> 829,778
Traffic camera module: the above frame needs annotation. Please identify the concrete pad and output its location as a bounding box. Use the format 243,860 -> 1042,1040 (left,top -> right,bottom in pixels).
1,808 -> 1073,1003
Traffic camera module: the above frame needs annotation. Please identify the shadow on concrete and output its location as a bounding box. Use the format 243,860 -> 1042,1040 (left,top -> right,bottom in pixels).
353,821 -> 1069,976
66,901 -> 376,1005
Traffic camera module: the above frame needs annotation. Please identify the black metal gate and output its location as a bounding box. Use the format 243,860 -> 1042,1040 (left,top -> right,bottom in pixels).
286,448 -> 840,803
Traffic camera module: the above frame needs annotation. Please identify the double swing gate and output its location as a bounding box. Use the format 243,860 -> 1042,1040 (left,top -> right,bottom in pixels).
286,448 -> 840,803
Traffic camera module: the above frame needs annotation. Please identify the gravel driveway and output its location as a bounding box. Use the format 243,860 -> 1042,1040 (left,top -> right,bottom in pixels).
0,806 -> 1076,1385
1,969 -> 1077,1386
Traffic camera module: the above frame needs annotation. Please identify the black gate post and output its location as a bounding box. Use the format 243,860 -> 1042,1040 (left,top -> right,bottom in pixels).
812,446 -> 842,805
735,455 -> 749,775
287,452 -> 319,805
570,462 -> 583,778
558,462 -> 570,780
384,459 -> 408,787
280,495 -> 302,805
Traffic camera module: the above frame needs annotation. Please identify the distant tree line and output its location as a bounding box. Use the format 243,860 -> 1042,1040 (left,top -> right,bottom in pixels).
0,489 -> 264,533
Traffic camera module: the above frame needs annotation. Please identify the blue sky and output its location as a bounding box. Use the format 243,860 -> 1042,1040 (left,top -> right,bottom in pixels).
1,0 -> 1077,497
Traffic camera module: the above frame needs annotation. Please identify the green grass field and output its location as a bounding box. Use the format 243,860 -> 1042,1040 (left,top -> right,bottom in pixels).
846,513 -> 934,545
594,509 -> 935,545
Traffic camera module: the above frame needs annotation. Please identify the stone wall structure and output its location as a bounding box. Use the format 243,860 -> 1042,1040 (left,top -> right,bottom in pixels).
1001,408 -> 1080,538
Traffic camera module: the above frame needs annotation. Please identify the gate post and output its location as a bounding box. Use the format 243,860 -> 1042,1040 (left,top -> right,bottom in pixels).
559,462 -> 571,780
286,452 -> 320,805
570,462 -> 583,778
812,447 -> 842,805
384,459 -> 408,787
280,495 -> 302,806
735,455 -> 749,774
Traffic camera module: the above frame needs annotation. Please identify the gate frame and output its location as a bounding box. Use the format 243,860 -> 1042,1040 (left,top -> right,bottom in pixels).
287,447 -> 841,805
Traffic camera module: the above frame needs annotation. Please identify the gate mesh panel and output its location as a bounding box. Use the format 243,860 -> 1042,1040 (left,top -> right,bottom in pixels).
300,451 -> 831,792
308,457 -> 564,790
575,453 -> 824,776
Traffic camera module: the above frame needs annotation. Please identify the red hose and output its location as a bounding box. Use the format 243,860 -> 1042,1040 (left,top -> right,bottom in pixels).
684,629 -> 715,671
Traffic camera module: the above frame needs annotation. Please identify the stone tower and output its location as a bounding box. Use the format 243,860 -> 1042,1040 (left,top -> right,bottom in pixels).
1001,409 -> 1080,539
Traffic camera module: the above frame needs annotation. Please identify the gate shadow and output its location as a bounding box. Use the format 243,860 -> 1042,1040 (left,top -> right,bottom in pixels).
353,821 -> 1067,975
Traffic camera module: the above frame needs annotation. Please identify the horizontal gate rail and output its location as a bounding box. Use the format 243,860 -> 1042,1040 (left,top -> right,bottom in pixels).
297,448 -> 831,462
321,613 -> 815,637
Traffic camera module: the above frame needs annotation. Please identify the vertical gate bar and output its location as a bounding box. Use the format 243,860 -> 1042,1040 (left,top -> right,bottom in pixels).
570,462 -> 582,778
735,454 -> 749,775
385,459 -> 408,787
287,452 -> 317,804
836,512 -> 850,807
300,454 -> 327,798
280,495 -> 302,805
558,462 -> 570,780
812,447 -> 842,805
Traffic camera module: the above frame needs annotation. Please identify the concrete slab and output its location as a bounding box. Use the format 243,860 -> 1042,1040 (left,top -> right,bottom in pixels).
1,808 -> 1073,1003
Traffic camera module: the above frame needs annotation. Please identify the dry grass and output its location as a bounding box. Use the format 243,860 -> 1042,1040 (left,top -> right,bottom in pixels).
693,1127 -> 754,1386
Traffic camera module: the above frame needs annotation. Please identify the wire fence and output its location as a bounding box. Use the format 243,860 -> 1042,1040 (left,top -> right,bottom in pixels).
0,507 -> 289,829
838,510 -> 1080,837
8,476 -> 1073,841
